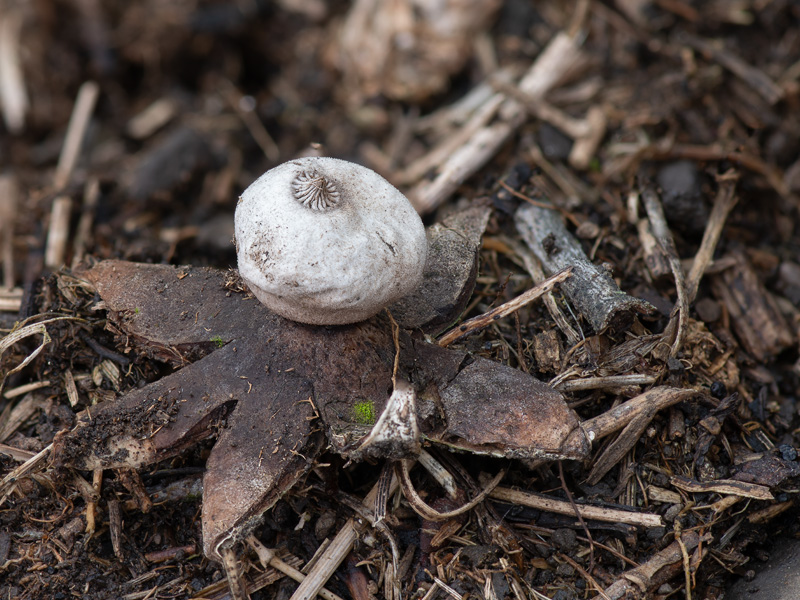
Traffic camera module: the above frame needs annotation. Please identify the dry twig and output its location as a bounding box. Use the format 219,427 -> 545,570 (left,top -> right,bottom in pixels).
602,531 -> 708,599
437,267 -> 573,347
0,10 -> 28,134
408,31 -> 588,213
489,486 -> 662,528
640,187 -> 688,357
685,172 -> 739,302
45,81 -> 100,270
289,474 -> 399,600
515,203 -> 652,334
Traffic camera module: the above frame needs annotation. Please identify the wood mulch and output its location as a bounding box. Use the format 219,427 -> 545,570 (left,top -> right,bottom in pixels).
2,1 -> 800,599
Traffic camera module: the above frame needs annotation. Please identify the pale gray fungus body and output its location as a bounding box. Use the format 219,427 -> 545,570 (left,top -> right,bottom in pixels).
235,157 -> 427,325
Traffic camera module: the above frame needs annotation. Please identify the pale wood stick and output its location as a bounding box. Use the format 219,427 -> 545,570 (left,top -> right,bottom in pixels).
3,380 -> 52,399
582,386 -> 697,442
0,287 -> 22,312
489,486 -> 662,528
45,81 -> 100,270
556,374 -> 657,392
45,196 -> 73,270
408,31 -> 586,214
641,188 -> 689,357
71,177 -> 101,267
53,81 -> 100,191
396,92 -> 506,186
247,536 -> 346,600
685,172 -> 739,303
0,174 -> 19,288
0,12 -> 28,133
126,97 -> 176,139
437,267 -> 573,347
290,473 -> 398,600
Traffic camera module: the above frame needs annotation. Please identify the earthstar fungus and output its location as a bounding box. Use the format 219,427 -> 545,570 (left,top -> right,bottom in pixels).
235,157 -> 427,325
50,188 -> 590,598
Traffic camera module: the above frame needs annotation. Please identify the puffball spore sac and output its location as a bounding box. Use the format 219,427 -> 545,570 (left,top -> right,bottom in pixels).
235,157 -> 427,325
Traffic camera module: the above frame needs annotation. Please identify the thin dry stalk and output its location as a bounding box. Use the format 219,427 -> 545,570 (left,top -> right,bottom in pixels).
396,92 -> 507,186
0,316 -> 85,396
219,545 -> 249,600
582,386 -> 697,442
555,374 -> 656,392
45,197 -> 74,271
583,387 -> 698,485
0,11 -> 28,133
45,81 -> 99,270
0,288 -> 22,313
489,486 -> 662,528
0,444 -> 52,508
417,449 -> 458,500
642,143 -> 791,202
490,79 -> 606,170
640,187 -> 688,357
222,81 -> 280,162
0,392 -> 45,442
289,475 -> 399,600
685,172 -> 739,303
408,31 -> 587,213
53,81 -> 100,191
247,536 -> 345,600
601,532 -> 706,599
681,33 -> 783,105
397,459 -> 506,521
3,380 -> 51,399
0,443 -> 35,462
494,234 -> 582,345
126,98 -> 176,139
0,174 -> 19,289
437,267 -> 573,347
669,474 -> 772,501
72,178 -> 101,267
557,552 -> 613,600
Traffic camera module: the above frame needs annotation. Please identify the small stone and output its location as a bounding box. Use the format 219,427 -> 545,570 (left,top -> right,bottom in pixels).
710,381 -> 727,399
460,544 -> 499,567
550,528 -> 577,552
695,297 -> 721,323
656,160 -> 708,235
556,563 -> 575,577
538,122 -> 573,161
779,444 -> 797,461
663,504 -> 682,523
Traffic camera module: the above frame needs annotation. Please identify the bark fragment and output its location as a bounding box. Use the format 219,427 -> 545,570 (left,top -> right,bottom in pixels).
711,251 -> 795,362
515,203 -> 653,334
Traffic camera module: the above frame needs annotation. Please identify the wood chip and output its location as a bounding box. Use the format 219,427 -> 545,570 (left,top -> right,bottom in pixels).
670,475 -> 773,501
